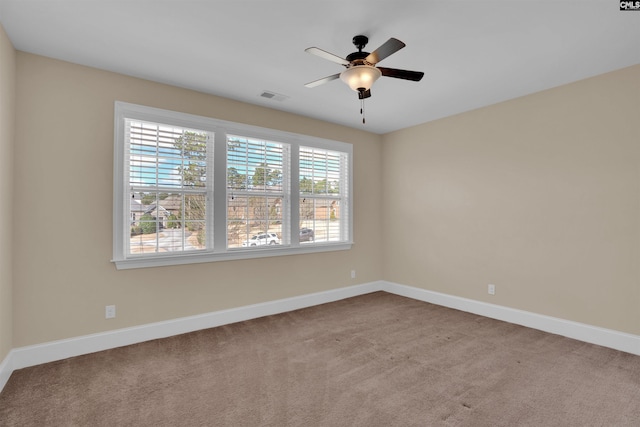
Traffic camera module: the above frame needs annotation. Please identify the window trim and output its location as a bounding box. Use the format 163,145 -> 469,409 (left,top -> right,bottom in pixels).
113,102 -> 353,269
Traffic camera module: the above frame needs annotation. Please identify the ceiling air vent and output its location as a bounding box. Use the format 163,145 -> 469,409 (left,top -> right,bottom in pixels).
260,91 -> 289,102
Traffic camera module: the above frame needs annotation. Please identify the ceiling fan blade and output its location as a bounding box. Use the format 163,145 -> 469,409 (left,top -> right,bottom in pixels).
305,47 -> 349,66
304,73 -> 341,88
378,67 -> 425,82
365,38 -> 406,64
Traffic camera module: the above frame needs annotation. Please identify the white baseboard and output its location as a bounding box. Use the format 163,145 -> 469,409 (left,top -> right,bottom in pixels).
2,280 -> 638,394
0,350 -> 13,393
8,282 -> 383,374
382,281 -> 640,356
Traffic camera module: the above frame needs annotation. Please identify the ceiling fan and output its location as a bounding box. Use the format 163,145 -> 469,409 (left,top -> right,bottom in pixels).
304,35 -> 424,121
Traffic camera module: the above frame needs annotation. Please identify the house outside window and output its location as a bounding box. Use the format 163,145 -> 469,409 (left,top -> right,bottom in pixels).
113,102 -> 352,269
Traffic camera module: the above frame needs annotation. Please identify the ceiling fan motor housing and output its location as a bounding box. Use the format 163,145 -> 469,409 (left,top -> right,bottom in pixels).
346,52 -> 370,64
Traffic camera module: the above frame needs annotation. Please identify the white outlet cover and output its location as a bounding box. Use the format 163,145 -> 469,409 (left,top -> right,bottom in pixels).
105,305 -> 116,319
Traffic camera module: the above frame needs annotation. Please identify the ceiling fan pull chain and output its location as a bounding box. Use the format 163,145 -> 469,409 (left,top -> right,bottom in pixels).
361,98 -> 366,124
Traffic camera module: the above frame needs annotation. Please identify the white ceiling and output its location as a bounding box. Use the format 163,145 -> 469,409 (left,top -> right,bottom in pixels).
1,0 -> 639,134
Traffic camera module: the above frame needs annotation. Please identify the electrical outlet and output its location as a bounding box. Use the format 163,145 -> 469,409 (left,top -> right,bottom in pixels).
105,305 -> 116,319
488,284 -> 495,295
351,270 -> 356,279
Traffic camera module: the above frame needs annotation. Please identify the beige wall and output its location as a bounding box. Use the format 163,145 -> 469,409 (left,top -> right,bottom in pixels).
382,65 -> 640,335
13,53 -> 383,347
7,48 -> 640,351
0,24 -> 15,361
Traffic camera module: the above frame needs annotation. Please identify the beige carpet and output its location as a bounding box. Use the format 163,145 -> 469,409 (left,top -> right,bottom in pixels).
1,292 -> 639,426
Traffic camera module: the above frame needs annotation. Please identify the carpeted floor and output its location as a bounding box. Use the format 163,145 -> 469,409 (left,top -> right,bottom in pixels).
1,291 -> 639,426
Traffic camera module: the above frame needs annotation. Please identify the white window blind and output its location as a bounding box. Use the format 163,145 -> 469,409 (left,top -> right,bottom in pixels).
226,135 -> 289,248
299,147 -> 349,243
126,119 -> 211,255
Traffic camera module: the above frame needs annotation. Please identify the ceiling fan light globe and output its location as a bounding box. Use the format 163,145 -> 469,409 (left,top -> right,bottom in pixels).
340,65 -> 381,92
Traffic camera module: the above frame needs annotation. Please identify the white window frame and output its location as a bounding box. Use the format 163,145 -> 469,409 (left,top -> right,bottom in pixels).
113,102 -> 353,269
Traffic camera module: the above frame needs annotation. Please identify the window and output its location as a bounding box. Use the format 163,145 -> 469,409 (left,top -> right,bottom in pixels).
113,102 -> 352,269
227,136 -> 288,248
127,120 -> 211,255
299,147 -> 349,244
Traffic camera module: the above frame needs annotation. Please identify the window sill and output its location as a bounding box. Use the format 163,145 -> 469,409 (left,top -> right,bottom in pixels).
112,242 -> 353,270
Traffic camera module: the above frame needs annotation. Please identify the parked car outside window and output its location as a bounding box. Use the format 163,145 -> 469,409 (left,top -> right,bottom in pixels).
299,228 -> 315,242
242,233 -> 280,247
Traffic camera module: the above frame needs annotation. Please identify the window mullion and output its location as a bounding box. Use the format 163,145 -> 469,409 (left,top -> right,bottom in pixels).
342,151 -> 351,242
290,144 -> 299,246
213,130 -> 228,251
